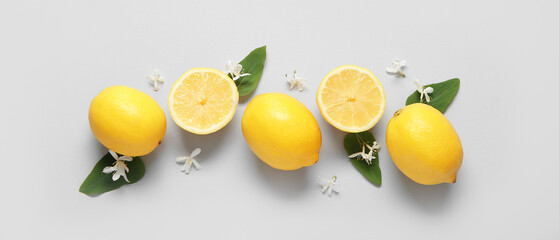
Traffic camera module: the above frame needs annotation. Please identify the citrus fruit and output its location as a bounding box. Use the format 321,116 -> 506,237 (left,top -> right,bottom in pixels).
386,103 -> 463,185
316,65 -> 386,133
89,85 -> 166,157
242,93 -> 322,170
168,68 -> 239,135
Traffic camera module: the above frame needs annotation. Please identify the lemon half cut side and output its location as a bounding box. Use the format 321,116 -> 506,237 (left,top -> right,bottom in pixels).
317,65 -> 386,133
168,68 -> 239,135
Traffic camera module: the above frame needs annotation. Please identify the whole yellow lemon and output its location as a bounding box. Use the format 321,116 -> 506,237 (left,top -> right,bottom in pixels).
242,93 -> 322,170
386,103 -> 463,185
89,86 -> 166,157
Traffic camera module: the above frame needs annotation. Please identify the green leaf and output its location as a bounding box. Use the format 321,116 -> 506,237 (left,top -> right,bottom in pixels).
233,46 -> 266,96
406,78 -> 460,113
344,131 -> 381,186
79,153 -> 145,195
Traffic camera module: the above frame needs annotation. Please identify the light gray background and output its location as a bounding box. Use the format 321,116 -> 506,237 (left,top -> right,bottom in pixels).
1,0 -> 558,239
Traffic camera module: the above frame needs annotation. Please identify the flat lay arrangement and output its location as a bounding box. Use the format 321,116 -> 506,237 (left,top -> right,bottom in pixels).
79,46 -> 462,196
4,1 -> 555,238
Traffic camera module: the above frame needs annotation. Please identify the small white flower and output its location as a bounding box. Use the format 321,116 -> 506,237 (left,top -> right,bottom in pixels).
147,69 -> 165,91
285,70 -> 307,91
176,148 -> 202,174
102,150 -> 133,182
414,79 -> 434,103
319,176 -> 339,197
348,141 -> 380,165
385,59 -> 407,77
225,60 -> 250,81
371,141 -> 381,152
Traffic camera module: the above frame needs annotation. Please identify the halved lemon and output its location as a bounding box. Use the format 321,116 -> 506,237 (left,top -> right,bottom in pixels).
316,65 -> 386,133
169,68 -> 239,135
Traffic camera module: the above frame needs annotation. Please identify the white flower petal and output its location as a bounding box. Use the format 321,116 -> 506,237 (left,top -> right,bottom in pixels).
191,159 -> 201,170
289,81 -> 296,90
286,70 -> 306,91
319,176 -> 339,196
190,148 -> 201,158
114,168 -> 130,182
319,176 -> 332,185
372,141 -> 380,151
122,163 -> 130,173
414,79 -> 421,89
176,156 -> 187,163
424,87 -> 434,93
386,59 -> 407,77
120,156 -> 133,162
348,152 -> 362,158
297,82 -> 304,91
147,70 -> 164,91
109,150 -> 119,160
112,172 -> 121,181
225,60 -> 234,69
177,148 -> 204,174
385,67 -> 397,73
103,166 -> 115,174
183,161 -> 193,174
122,173 -> 130,183
236,64 -> 243,70
224,61 -> 248,81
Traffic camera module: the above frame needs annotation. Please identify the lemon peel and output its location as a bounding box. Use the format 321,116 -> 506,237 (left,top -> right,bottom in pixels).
386,103 -> 463,185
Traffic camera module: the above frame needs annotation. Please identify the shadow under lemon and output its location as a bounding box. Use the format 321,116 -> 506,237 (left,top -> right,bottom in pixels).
314,115 -> 358,168
248,147 -> 311,198
238,90 -> 257,104
394,166 -> 454,213
175,115 -> 237,164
